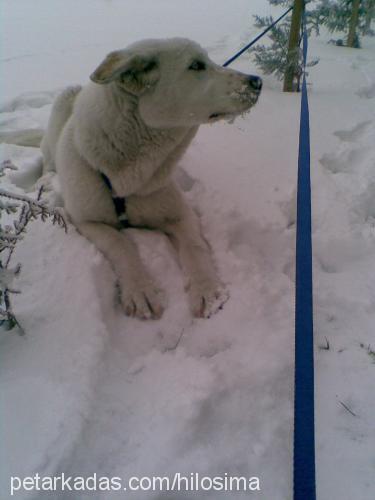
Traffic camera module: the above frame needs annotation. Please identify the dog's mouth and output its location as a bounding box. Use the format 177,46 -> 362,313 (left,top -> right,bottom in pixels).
208,103 -> 256,123
208,111 -> 239,125
209,112 -> 229,120
208,89 -> 261,123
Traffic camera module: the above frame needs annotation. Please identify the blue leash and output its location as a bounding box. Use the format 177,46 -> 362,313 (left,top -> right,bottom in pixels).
224,6 -> 316,498
293,10 -> 316,500
223,6 -> 293,67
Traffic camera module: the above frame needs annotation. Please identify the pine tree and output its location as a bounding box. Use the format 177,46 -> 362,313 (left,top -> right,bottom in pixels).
311,0 -> 375,47
251,1 -> 318,91
251,0 -> 373,90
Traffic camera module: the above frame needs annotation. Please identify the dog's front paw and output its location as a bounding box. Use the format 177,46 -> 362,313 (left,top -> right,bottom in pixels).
188,280 -> 229,318
121,280 -> 166,320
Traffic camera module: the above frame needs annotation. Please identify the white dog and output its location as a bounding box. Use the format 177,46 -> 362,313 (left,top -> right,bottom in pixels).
8,38 -> 262,319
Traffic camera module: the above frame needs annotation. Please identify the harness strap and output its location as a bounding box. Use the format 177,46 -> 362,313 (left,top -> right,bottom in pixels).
100,173 -> 131,228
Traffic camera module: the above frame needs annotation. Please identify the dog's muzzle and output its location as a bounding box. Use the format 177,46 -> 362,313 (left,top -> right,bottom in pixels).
208,74 -> 262,122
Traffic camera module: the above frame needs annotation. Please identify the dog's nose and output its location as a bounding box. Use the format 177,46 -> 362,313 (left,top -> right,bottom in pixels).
247,75 -> 262,91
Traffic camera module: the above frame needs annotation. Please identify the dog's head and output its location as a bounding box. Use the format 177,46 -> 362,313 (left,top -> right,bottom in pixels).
90,38 -> 262,128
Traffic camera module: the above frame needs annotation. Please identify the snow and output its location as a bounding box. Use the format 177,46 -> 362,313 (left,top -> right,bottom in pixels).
1,1 -> 375,499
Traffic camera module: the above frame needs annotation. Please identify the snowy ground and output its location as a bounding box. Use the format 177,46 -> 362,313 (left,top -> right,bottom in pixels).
1,1 -> 375,499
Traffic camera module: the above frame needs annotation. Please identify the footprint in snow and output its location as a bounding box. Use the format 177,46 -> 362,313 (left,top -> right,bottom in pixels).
315,237 -> 373,274
320,147 -> 369,174
227,218 -> 293,277
320,120 -> 374,175
356,82 -> 375,99
333,120 -> 371,142
351,180 -> 375,224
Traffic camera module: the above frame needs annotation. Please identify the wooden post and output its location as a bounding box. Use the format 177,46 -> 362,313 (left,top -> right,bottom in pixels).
347,0 -> 361,47
283,0 -> 304,92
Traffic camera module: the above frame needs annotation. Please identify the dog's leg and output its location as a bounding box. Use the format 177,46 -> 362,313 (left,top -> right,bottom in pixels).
165,214 -> 228,318
127,184 -> 228,318
77,222 -> 165,319
56,123 -> 165,320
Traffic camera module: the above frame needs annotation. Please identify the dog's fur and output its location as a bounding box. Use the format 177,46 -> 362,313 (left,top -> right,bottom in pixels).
14,38 -> 262,319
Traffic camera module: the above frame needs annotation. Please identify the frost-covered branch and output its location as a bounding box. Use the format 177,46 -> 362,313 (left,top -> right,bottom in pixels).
0,160 -> 67,333
0,159 -> 17,177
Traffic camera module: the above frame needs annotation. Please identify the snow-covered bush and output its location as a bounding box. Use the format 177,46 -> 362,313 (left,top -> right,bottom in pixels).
0,160 -> 67,333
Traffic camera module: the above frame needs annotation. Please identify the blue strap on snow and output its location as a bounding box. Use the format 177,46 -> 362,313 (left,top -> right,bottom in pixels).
222,6 -> 293,67
223,5 -> 316,498
293,9 -> 316,500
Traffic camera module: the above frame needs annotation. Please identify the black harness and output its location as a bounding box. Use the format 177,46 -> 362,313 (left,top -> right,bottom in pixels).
101,173 -> 131,228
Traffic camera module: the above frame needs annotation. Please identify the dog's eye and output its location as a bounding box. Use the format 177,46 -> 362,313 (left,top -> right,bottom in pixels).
143,60 -> 158,73
188,60 -> 206,71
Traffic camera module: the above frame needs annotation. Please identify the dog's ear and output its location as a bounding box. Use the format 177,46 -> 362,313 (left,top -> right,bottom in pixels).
90,51 -> 127,84
90,50 -> 159,93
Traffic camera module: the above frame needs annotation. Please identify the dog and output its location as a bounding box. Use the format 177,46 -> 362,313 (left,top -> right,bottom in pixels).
6,38 -> 262,319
